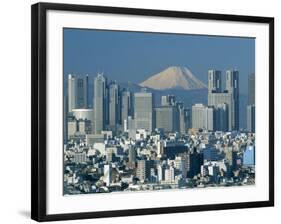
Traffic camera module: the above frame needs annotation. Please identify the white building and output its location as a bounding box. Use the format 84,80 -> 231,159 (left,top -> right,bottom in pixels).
174,156 -> 188,178
103,164 -> 112,186
192,104 -> 214,131
67,120 -> 77,138
164,166 -> 175,183
157,164 -> 164,182
135,129 -> 149,141
68,74 -> 76,112
73,152 -> 87,164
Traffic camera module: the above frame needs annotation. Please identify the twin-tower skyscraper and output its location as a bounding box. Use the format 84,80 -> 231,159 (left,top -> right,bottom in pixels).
208,69 -> 239,131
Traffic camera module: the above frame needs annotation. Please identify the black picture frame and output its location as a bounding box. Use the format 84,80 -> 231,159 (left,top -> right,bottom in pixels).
31,2 -> 274,222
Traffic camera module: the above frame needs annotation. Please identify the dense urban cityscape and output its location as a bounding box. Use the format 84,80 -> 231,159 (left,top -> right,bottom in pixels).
63,68 -> 255,195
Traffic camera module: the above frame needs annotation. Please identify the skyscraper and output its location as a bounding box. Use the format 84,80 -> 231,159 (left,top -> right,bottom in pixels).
248,73 -> 255,105
247,104 -> 255,132
108,82 -> 120,127
68,74 -> 76,112
161,95 -> 176,106
208,69 -> 239,131
208,70 -> 222,93
208,92 -> 232,130
63,95 -> 68,143
155,105 -> 179,132
226,70 -> 239,130
121,89 -> 132,129
192,104 -> 214,131
205,106 -> 215,131
93,73 -> 107,134
192,104 -> 206,129
184,108 -> 191,130
76,75 -> 88,109
247,73 -> 255,132
134,89 -> 154,132
215,103 -> 228,131
178,103 -> 189,134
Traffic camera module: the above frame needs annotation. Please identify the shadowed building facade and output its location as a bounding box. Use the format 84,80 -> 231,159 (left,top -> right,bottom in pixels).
108,82 -> 120,127
134,90 -> 154,132
93,73 -> 108,134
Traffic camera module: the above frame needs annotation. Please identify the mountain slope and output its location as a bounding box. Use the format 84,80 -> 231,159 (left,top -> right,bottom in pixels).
139,66 -> 207,90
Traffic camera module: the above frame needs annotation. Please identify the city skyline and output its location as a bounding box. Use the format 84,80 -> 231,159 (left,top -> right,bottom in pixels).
65,68 -> 251,134
63,29 -> 255,195
64,69 -> 255,195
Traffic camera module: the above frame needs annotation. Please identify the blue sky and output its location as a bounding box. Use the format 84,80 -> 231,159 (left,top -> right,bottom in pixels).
63,28 -> 255,94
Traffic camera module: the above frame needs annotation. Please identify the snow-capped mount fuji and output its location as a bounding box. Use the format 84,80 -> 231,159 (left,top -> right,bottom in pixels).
139,66 -> 207,90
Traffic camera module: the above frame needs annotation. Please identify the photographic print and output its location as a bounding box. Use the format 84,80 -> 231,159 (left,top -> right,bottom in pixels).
63,28 -> 256,195
31,3 -> 273,221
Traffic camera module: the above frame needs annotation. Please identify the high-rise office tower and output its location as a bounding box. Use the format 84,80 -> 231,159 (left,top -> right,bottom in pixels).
155,105 -> 179,133
208,92 -> 232,130
108,82 -> 120,127
63,95 -> 68,143
177,102 -> 188,134
208,70 -> 222,93
247,73 -> 255,133
248,73 -> 255,105
208,69 -> 239,131
68,74 -> 76,112
192,104 -> 214,131
226,69 -> 239,130
67,116 -> 77,138
134,89 -> 154,132
76,78 -> 84,108
205,106 -> 215,131
215,103 -> 228,131
184,108 -> 191,130
121,89 -> 132,128
192,104 -> 206,129
226,70 -> 239,130
93,73 -> 107,134
247,104 -> 255,132
161,95 -> 176,106
76,75 -> 88,109
76,75 -> 89,109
